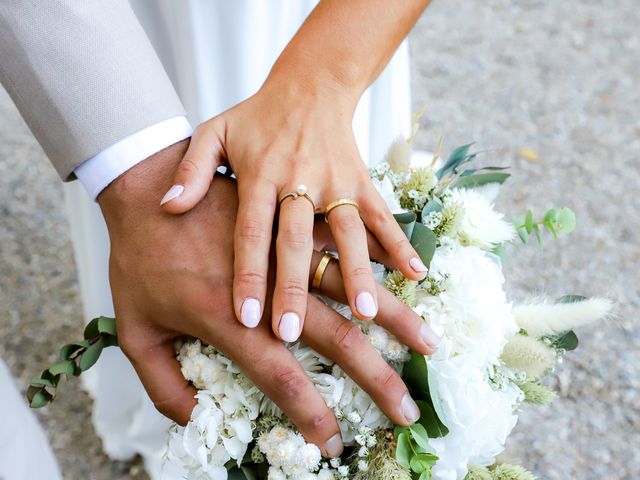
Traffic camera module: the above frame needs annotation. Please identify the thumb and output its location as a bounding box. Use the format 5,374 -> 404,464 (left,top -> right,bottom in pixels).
161,119 -> 226,214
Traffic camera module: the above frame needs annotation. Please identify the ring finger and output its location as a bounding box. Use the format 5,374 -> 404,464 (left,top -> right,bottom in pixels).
325,201 -> 378,320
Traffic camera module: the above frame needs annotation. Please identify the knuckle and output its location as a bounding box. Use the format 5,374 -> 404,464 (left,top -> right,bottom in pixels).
311,408 -> 334,431
238,218 -> 269,245
280,223 -> 311,251
333,213 -> 363,236
279,278 -> 307,300
274,365 -> 307,400
390,238 -> 410,258
152,383 -> 193,423
179,157 -> 201,177
375,364 -> 400,390
236,269 -> 267,287
347,265 -> 372,280
331,321 -> 365,352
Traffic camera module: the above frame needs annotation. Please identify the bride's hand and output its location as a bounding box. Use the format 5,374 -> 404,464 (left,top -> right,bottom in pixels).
160,80 -> 427,341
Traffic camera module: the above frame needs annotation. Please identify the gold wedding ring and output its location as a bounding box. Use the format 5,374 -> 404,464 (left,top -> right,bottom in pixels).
312,252 -> 336,292
322,198 -> 360,222
279,184 -> 315,210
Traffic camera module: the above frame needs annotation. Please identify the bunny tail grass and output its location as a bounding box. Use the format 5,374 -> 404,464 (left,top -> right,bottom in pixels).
513,297 -> 613,338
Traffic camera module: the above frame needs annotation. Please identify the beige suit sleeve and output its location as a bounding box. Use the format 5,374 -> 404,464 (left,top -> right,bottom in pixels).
0,0 -> 186,180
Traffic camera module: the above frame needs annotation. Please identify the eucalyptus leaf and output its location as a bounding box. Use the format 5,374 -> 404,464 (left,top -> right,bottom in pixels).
416,401 -> 449,438
524,210 -> 534,234
410,453 -> 438,474
419,469 -> 433,480
557,207 -> 576,233
79,337 -> 106,371
59,343 -> 86,361
410,223 -> 437,268
97,316 -> 117,336
421,199 -> 443,220
49,360 -> 75,378
410,424 -> 433,452
239,465 -> 259,480
517,225 -> 529,244
436,143 -> 475,179
533,224 -> 543,248
83,318 -> 100,340
402,351 -> 429,399
452,172 -> 510,189
29,389 -> 53,408
30,377 -> 55,388
395,212 -> 417,239
549,330 -> 579,351
396,432 -> 412,469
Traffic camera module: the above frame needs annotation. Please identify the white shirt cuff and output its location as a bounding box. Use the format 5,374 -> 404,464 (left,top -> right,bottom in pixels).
74,116 -> 193,200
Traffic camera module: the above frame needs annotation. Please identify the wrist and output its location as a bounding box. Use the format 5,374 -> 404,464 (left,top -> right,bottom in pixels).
262,56 -> 363,116
98,139 -> 189,231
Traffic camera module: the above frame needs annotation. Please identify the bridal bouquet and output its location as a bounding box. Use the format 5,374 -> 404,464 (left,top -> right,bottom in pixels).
28,130 -> 612,480
161,137 -> 611,480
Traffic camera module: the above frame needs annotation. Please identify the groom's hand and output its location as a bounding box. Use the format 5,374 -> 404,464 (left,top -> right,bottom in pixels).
97,140 -> 436,457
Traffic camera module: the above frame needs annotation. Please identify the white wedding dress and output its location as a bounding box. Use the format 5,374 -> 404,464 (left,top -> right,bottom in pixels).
63,1 -> 412,478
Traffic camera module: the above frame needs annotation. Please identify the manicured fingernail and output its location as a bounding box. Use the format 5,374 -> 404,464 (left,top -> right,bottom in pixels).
160,184 -> 184,205
240,298 -> 261,328
401,394 -> 421,424
355,292 -> 377,318
325,433 -> 344,458
410,256 -> 428,273
279,312 -> 300,342
421,323 -> 441,349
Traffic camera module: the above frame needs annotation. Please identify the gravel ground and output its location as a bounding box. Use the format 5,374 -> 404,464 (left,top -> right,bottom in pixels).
0,1 -> 638,479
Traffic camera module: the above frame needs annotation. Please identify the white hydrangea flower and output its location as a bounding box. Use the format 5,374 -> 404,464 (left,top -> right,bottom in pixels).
415,241 -> 518,370
427,341 -> 523,480
444,187 -> 515,250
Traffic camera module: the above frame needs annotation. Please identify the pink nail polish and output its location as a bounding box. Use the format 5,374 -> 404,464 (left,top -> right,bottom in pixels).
240,298 -> 261,328
410,256 -> 428,273
421,323 -> 441,349
160,184 -> 184,205
355,292 -> 377,318
279,312 -> 300,342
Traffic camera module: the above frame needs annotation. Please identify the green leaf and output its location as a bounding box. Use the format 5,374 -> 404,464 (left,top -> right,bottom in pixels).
410,453 -> 438,474
239,465 -> 259,480
79,337 -> 106,371
419,469 -> 433,480
29,389 -> 53,408
395,212 -> 417,239
492,243 -> 507,263
524,210 -> 534,234
557,295 -> 587,304
421,199 -> 443,220
402,351 -> 429,399
543,208 -> 559,223
550,330 -> 579,351
416,401 -> 449,438
436,143 -> 475,179
59,342 -> 88,360
83,318 -> 100,340
394,425 -> 410,440
410,424 -> 434,453
533,224 -> 543,249
396,432 -> 412,469
97,316 -> 117,336
30,377 -> 55,387
410,223 -> 437,269
49,360 -> 75,377
452,172 -> 510,189
557,207 -> 576,233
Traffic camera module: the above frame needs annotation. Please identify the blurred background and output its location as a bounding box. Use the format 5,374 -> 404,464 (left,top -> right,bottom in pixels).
0,0 -> 638,479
